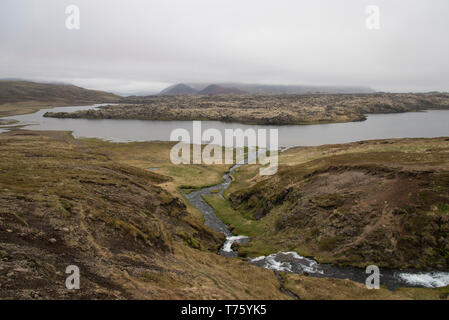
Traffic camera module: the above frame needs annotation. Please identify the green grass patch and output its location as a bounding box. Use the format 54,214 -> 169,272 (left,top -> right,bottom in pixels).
202,194 -> 263,237
437,203 -> 449,215
181,187 -> 200,194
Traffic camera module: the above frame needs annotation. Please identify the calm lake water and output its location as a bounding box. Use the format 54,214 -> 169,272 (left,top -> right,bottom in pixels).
2,104 -> 449,147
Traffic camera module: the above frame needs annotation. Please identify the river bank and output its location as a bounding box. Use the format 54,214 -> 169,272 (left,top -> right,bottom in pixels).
196,138 -> 449,289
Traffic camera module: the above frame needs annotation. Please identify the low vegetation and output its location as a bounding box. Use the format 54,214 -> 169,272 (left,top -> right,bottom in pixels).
1,128 -> 447,299
0,80 -> 121,117
210,138 -> 449,270
44,92 -> 449,125
0,129 -> 286,299
281,273 -> 449,300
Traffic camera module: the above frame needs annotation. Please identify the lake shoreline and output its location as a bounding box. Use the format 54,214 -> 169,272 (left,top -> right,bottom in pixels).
3,103 -> 449,148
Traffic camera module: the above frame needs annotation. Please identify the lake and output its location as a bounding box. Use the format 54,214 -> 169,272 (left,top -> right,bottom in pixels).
2,104 -> 449,147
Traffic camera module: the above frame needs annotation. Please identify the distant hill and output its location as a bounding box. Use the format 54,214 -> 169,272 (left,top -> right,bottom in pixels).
198,84 -> 246,95
162,82 -> 375,95
0,80 -> 122,104
221,83 -> 375,94
159,83 -> 198,96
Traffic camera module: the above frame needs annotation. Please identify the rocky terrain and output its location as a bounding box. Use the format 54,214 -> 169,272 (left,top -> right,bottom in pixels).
44,92 -> 449,125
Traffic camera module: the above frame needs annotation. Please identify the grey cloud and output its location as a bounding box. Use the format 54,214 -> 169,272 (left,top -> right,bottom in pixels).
1,0 -> 448,94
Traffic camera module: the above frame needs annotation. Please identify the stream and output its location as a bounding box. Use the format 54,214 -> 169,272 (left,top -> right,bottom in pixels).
182,153 -> 449,291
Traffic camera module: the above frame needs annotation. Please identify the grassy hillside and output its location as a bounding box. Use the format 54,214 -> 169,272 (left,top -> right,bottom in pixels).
0,129 -> 446,299
0,80 -> 122,117
281,273 -> 449,300
76,139 -> 234,221
207,138 -> 449,269
0,129 -> 287,299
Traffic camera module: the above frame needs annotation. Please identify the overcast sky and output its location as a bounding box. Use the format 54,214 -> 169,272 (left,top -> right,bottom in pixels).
1,0 -> 448,94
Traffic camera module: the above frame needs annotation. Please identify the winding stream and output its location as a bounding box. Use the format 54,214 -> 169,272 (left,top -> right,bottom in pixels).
182,154 -> 252,257
182,153 -> 449,290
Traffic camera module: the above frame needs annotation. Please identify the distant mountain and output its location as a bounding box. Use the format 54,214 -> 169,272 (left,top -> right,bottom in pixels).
159,83 -> 198,96
0,80 -> 122,104
113,90 -> 160,97
198,84 -> 246,95
222,83 -> 375,94
164,82 -> 375,95
235,83 -> 374,94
